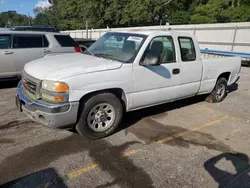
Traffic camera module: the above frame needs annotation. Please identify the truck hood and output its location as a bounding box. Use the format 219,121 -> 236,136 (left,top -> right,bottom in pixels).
24,53 -> 122,80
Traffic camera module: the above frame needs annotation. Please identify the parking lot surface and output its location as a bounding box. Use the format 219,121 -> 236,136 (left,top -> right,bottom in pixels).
0,67 -> 250,188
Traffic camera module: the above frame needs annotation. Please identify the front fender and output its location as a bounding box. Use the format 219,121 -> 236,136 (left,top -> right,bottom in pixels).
70,81 -> 128,100
61,63 -> 133,109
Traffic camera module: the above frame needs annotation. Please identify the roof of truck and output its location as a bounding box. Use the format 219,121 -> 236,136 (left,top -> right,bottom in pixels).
112,30 -> 153,35
109,30 -> 193,37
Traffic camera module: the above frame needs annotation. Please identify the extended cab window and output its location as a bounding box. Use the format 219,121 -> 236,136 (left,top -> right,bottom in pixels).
178,37 -> 196,62
0,35 -> 11,49
13,35 -> 43,48
142,36 -> 176,65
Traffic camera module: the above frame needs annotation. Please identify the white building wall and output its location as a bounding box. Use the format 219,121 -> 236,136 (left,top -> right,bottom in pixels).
62,22 -> 250,53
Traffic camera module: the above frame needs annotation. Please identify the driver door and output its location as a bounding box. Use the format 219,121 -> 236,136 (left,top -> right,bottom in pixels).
132,36 -> 181,110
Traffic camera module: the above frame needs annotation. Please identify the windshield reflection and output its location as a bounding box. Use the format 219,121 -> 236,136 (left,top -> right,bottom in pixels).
85,32 -> 147,63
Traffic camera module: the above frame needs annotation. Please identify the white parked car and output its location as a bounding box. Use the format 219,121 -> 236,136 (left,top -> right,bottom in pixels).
16,31 -> 241,139
0,31 -> 81,79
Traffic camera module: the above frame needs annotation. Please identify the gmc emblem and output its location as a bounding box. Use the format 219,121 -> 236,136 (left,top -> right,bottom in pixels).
22,79 -> 27,85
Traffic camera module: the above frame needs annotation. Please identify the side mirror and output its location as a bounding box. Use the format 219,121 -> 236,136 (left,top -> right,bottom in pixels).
141,56 -> 160,66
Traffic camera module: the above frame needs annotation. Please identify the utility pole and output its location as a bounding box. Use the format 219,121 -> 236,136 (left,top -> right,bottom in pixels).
86,21 -> 88,39
28,12 -> 31,26
160,0 -> 173,25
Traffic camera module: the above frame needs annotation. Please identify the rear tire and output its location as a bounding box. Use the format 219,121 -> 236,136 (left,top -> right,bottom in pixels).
76,93 -> 123,140
206,77 -> 228,103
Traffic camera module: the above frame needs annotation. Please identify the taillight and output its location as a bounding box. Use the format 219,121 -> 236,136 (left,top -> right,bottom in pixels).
74,46 -> 82,52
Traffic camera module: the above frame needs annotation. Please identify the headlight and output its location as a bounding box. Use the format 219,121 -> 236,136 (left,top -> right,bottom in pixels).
42,80 -> 69,93
41,80 -> 69,103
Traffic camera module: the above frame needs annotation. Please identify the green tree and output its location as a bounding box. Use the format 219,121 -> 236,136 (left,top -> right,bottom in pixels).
32,0 -> 250,30
0,11 -> 30,27
191,0 -> 250,24
33,6 -> 59,27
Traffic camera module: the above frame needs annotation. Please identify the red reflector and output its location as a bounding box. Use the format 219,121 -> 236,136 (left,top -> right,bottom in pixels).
74,46 -> 82,52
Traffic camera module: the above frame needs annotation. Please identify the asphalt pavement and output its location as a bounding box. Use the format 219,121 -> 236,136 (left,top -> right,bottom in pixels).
0,68 -> 250,188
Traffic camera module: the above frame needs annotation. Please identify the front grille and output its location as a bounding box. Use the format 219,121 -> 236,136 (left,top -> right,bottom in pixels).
23,79 -> 36,95
21,72 -> 41,101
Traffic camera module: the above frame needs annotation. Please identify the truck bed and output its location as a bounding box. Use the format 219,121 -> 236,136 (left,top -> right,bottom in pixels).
201,52 -> 250,67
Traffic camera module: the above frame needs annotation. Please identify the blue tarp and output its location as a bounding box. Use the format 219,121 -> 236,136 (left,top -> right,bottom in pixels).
201,49 -> 250,59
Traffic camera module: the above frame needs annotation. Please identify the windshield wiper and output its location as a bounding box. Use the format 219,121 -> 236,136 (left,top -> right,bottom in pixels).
83,48 -> 95,56
94,53 -> 114,60
83,51 -> 116,61
94,53 -> 113,57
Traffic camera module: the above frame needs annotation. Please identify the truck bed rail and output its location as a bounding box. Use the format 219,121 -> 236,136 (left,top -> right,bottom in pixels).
201,49 -> 250,66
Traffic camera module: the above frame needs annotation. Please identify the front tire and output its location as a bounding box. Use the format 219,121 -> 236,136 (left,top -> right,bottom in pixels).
206,77 -> 228,103
76,93 -> 123,140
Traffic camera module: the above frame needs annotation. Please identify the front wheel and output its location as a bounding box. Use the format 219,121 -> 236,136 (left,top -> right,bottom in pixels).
76,93 -> 123,140
206,77 -> 228,103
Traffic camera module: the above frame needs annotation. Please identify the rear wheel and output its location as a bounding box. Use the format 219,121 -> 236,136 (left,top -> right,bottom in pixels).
76,93 -> 123,140
206,77 -> 228,103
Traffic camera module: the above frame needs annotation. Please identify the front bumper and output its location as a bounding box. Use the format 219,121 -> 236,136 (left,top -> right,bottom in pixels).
16,81 -> 79,129
235,76 -> 240,83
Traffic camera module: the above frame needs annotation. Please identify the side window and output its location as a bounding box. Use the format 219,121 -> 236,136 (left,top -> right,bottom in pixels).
43,35 -> 49,47
13,35 -> 43,48
142,36 -> 176,64
0,35 -> 11,49
54,35 -> 77,47
178,37 -> 196,62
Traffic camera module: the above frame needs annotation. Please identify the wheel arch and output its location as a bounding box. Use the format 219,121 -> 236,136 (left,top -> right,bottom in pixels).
77,88 -> 127,122
217,72 -> 231,83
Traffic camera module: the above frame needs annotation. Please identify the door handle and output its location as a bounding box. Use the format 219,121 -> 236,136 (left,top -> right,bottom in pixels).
172,68 -> 180,75
43,49 -> 51,53
3,51 -> 14,55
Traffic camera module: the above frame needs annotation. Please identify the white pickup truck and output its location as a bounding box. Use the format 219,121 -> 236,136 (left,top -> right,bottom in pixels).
16,31 -> 241,139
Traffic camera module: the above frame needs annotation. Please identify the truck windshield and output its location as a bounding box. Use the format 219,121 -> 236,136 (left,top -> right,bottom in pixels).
86,32 -> 147,62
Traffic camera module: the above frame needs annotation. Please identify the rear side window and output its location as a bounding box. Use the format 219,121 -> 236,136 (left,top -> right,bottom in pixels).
54,35 -> 77,47
13,35 -> 43,48
178,37 -> 196,62
0,35 -> 11,49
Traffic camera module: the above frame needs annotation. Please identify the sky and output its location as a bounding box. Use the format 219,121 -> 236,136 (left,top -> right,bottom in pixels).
0,0 -> 51,16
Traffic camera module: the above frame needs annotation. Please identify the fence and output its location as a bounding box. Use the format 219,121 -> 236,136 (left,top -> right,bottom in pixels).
62,22 -> 250,54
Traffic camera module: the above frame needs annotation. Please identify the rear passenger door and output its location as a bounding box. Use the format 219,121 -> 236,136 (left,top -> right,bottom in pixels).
0,34 -> 16,78
12,34 -> 50,74
178,37 -> 203,98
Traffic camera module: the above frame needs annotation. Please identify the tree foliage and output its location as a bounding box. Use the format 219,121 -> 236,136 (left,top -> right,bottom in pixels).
191,0 -> 250,23
0,11 -> 31,27
1,0 -> 250,30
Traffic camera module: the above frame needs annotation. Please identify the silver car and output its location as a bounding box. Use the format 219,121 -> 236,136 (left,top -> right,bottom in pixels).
0,31 -> 82,79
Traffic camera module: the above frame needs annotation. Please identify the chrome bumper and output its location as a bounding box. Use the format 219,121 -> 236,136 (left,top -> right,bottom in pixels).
16,81 -> 79,129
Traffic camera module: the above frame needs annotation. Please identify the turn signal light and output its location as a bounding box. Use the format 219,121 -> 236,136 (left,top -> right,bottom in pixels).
54,96 -> 64,102
55,82 -> 69,93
